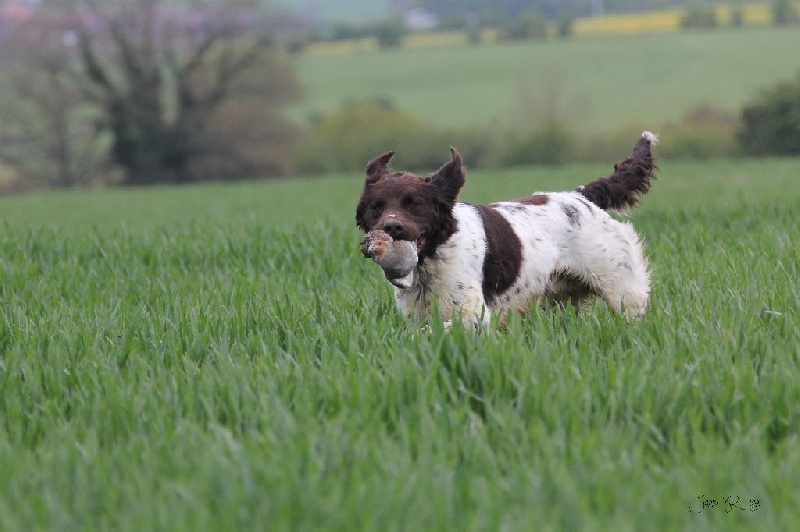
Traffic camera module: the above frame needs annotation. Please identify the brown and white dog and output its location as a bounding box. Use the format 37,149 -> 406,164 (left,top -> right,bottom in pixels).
356,132 -> 658,327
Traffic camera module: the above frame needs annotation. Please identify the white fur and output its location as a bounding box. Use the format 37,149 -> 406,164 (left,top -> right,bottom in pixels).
393,193 -> 650,326
642,131 -> 659,144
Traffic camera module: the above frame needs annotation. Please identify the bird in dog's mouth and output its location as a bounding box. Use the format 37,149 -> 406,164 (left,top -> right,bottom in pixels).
360,230 -> 418,288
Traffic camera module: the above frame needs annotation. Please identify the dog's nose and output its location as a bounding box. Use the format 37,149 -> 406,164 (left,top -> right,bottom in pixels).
382,219 -> 405,238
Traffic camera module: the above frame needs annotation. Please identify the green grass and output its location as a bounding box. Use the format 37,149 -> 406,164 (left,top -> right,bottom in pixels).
291,26 -> 800,133
0,158 -> 798,530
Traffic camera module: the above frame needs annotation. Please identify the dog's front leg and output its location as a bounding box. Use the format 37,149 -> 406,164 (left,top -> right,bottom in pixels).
442,313 -> 490,331
437,286 -> 490,329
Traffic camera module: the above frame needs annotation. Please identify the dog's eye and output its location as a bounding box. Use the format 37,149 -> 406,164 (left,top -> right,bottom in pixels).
370,200 -> 384,212
403,196 -> 418,208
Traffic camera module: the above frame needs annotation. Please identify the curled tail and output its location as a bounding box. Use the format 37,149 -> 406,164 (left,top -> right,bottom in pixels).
578,131 -> 658,211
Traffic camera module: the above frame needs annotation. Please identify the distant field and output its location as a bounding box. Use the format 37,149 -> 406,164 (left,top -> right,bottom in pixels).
573,3 -> 774,36
277,0 -> 390,23
1,159 -> 798,529
291,26 -> 800,133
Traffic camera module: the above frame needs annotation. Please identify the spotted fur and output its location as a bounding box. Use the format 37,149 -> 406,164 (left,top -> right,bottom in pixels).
356,132 -> 658,326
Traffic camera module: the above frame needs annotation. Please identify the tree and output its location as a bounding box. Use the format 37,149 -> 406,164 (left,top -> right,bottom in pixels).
557,11 -> 575,39
738,70 -> 800,156
0,12 -> 106,189
296,99 -> 444,175
371,20 -> 406,48
729,3 -> 745,27
8,0 -> 303,186
680,3 -> 718,29
772,0 -> 799,25
500,11 -> 548,41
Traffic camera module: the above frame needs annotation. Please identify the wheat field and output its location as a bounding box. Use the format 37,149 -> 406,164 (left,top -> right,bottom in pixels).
1,157 -> 798,529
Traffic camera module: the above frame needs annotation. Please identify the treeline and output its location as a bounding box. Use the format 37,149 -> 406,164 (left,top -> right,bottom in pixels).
293,1 -> 800,51
413,0 -> 729,21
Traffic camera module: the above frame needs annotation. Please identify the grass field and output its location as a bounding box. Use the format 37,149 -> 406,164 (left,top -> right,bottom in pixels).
0,157 -> 798,529
291,26 -> 800,133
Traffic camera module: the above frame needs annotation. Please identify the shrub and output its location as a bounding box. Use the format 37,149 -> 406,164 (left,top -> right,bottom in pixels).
680,4 -> 718,29
295,99 -> 500,176
297,100 -> 448,175
466,27 -> 483,45
285,36 -> 309,55
557,12 -> 575,39
329,22 -> 368,41
657,104 -> 739,160
500,12 -> 548,41
372,20 -> 407,48
772,0 -> 799,25
194,100 -> 304,180
730,5 -> 745,27
577,127 -> 654,164
501,123 -> 577,167
738,70 -> 800,156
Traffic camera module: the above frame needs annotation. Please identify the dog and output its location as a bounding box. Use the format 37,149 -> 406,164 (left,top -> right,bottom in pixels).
356,131 -> 658,327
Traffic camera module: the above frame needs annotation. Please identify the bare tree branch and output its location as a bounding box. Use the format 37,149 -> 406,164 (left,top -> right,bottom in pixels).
3,0 -> 301,187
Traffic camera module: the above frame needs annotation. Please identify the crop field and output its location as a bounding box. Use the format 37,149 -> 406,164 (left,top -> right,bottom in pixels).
292,26 -> 800,133
0,156 -> 798,530
573,3 -> 774,36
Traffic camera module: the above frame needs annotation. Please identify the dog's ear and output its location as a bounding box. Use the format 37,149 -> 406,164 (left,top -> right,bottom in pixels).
429,147 -> 465,204
365,150 -> 395,186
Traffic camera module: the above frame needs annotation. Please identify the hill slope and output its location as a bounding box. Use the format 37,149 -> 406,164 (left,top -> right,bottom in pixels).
291,26 -> 800,132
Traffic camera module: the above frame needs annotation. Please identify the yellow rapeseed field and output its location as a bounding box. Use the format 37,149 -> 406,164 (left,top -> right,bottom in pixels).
574,9 -> 682,36
575,2 -> 774,36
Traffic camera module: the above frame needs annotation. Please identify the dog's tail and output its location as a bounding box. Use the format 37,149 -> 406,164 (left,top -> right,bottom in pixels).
578,131 -> 658,211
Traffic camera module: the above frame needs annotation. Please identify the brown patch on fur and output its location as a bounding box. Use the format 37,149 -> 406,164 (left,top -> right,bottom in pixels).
579,134 -> 657,210
513,194 -> 549,206
474,205 -> 522,305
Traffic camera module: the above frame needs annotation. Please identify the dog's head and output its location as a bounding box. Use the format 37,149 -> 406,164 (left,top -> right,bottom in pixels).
355,148 -> 465,261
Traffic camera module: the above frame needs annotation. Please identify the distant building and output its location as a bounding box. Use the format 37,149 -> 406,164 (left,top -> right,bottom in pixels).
404,8 -> 438,31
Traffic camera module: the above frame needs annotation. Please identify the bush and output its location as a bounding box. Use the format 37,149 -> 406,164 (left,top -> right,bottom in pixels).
372,20 -> 406,48
557,12 -> 575,39
577,127 -> 655,164
738,70 -> 800,156
500,12 -> 548,41
295,100 -> 498,176
329,22 -> 368,41
195,101 -> 303,180
772,0 -> 799,25
681,4 -> 718,29
297,100 -> 448,175
466,27 -> 483,45
730,5 -> 745,27
284,35 -> 309,55
501,123 -> 577,167
656,104 -> 739,160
